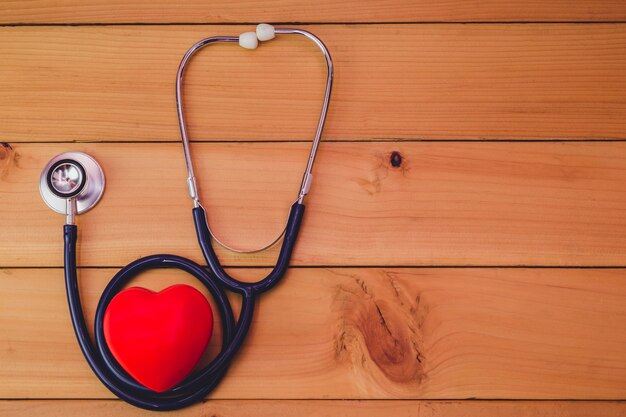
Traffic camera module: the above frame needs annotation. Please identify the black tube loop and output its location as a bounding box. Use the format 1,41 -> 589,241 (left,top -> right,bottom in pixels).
65,225 -> 248,411
62,202 -> 304,411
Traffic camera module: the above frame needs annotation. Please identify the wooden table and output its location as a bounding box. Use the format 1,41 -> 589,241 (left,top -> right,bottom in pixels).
2,1 -> 626,416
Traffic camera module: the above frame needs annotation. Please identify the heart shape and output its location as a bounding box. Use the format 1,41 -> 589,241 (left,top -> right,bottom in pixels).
103,284 -> 213,392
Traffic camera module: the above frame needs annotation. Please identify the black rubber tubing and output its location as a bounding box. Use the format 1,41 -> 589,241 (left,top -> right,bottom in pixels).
192,202 -> 306,294
62,202 -> 305,411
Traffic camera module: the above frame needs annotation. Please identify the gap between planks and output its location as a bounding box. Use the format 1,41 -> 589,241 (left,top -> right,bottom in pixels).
1,0 -> 626,24
2,400 -> 626,417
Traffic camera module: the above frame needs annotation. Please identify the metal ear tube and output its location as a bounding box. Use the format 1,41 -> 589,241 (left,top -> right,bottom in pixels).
40,24 -> 333,411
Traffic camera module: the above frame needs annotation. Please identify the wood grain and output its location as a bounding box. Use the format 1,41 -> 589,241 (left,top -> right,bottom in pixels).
2,400 -> 626,417
3,1 -> 626,411
1,1 -> 626,23
2,267 -> 626,399
3,142 -> 626,267
2,25 -> 626,142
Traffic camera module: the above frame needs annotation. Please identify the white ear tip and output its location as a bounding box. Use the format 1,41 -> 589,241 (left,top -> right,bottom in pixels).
239,32 -> 258,49
256,23 -> 275,41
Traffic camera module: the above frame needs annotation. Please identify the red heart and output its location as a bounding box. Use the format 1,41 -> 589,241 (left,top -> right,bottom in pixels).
103,284 -> 213,393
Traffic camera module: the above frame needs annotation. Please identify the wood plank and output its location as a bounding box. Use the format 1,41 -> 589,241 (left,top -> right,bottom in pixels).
2,25 -> 626,142
2,267 -> 626,399
3,142 -> 626,267
1,1 -> 626,23
2,400 -> 626,417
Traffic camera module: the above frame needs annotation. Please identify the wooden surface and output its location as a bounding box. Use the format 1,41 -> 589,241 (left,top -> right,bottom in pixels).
1,1 -> 626,416
3,268 -> 626,399
2,25 -> 626,141
5,142 -> 626,267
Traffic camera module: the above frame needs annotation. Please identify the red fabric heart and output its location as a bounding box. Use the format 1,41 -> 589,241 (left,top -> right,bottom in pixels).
103,284 -> 213,393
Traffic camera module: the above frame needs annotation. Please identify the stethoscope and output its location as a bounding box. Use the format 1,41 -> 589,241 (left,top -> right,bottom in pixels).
38,24 -> 333,411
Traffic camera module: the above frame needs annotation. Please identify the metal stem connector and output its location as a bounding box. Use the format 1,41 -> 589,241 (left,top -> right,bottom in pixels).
66,197 -> 77,225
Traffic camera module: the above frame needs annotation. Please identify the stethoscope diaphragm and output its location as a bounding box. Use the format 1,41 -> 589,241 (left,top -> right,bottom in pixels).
40,151 -> 105,215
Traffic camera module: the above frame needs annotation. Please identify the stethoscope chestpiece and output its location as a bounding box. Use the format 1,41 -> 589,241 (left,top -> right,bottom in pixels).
40,151 -> 105,215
